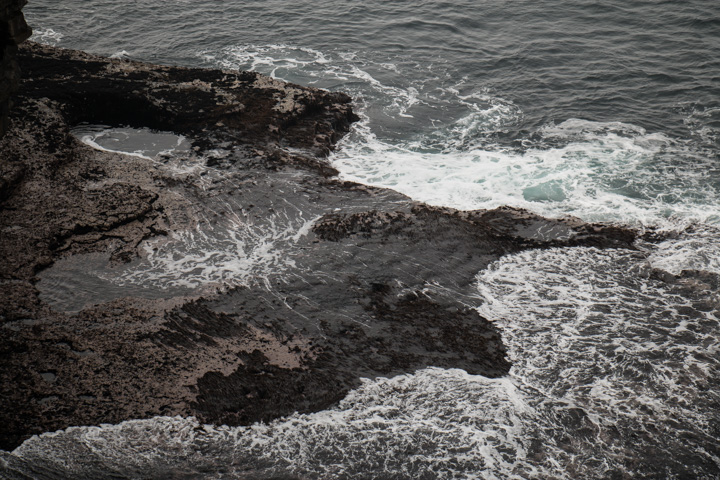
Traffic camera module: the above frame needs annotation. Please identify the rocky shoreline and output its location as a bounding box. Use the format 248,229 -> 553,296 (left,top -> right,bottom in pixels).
0,41 -> 638,451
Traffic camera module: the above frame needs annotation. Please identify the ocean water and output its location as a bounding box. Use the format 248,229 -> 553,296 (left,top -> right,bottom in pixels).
5,1 -> 720,478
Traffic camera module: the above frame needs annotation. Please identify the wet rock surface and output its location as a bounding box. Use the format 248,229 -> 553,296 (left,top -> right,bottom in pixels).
0,43 -> 638,450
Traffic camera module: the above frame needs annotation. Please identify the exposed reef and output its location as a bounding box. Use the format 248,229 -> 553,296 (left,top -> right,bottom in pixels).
0,42 -> 638,451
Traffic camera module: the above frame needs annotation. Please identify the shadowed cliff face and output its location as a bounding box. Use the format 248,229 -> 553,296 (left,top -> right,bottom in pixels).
0,43 -> 637,450
0,0 -> 31,138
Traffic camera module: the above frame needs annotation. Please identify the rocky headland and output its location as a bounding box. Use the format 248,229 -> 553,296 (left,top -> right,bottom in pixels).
0,37 -> 639,452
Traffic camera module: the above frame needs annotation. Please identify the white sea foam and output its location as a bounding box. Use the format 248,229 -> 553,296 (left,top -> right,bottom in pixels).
332,110 -> 720,280
7,371 -> 541,479
203,43 -> 427,126
332,117 -> 720,228
204,44 -> 333,83
30,27 -> 63,46
646,225 -> 720,275
420,87 -> 524,150
200,43 -> 720,281
110,50 -> 131,59
475,247 -> 720,477
680,102 -> 720,148
203,45 -> 719,232
78,135 -> 154,160
111,208 -> 320,291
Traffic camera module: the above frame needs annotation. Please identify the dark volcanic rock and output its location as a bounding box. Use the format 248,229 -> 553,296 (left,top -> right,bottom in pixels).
0,43 -> 638,450
0,0 -> 31,138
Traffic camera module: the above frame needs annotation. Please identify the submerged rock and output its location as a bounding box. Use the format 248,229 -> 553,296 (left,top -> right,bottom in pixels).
0,42 -> 638,450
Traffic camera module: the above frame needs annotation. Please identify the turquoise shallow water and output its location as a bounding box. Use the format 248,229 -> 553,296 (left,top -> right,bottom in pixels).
8,1 -> 720,478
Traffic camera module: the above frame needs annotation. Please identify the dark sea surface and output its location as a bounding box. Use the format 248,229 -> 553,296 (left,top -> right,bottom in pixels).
4,1 -> 720,478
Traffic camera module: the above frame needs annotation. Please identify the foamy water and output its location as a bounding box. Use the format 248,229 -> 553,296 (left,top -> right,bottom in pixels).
334,118 -> 720,226
208,39 -> 720,281
9,247 -> 720,478
114,208 -> 319,291
477,247 -> 720,477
